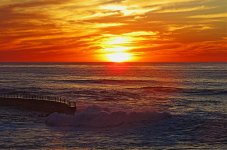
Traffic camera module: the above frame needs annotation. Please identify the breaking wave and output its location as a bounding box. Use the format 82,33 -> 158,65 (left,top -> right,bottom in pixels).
45,105 -> 171,128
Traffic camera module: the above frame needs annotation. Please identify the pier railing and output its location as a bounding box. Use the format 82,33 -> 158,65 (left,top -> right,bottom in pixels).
0,94 -> 76,108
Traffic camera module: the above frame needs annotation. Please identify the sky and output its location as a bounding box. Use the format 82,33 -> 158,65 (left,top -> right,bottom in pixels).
0,0 -> 226,62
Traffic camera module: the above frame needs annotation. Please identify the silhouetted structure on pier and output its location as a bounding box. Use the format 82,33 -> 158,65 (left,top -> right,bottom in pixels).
0,94 -> 76,114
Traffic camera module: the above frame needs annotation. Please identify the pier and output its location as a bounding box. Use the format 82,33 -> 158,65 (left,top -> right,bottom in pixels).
0,94 -> 76,114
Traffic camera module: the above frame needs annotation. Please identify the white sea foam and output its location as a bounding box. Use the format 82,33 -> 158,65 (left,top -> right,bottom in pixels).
45,105 -> 171,127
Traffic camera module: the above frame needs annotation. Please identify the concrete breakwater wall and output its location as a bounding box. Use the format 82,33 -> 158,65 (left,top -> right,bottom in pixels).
0,94 -> 76,114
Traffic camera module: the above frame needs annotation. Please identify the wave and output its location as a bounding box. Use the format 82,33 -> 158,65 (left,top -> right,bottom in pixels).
137,86 -> 181,93
130,86 -> 227,95
45,105 -> 171,128
55,79 -> 154,85
183,88 -> 227,95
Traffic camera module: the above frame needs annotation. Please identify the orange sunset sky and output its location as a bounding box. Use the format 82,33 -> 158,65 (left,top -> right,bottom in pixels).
0,0 -> 226,62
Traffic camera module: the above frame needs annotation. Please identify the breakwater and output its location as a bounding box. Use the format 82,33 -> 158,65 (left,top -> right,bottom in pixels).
0,94 -> 76,114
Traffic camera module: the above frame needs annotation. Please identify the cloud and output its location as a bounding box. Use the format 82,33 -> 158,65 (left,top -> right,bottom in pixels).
0,0 -> 226,62
189,13 -> 227,19
157,6 -> 215,13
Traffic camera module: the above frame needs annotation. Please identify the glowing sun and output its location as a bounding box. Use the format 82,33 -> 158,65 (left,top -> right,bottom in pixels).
106,52 -> 132,62
101,36 -> 135,62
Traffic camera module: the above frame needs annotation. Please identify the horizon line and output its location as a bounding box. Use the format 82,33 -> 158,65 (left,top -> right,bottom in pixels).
0,61 -> 227,63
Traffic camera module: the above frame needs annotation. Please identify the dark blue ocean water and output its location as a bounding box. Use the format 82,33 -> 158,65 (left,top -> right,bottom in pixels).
0,63 -> 226,149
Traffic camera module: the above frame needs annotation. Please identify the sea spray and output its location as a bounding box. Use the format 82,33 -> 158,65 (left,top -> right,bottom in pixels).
45,105 -> 171,127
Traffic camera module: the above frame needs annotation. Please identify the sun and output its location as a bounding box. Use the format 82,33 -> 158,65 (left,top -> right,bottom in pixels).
100,35 -> 136,62
106,52 -> 132,62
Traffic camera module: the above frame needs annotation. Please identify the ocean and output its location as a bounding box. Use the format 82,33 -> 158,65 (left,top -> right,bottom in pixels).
0,63 -> 226,149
